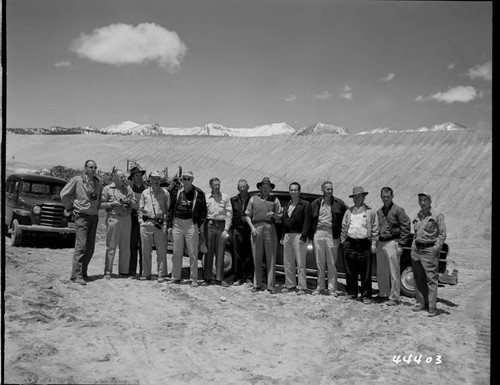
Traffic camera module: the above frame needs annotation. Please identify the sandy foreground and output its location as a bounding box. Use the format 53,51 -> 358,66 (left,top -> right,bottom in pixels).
2,227 -> 490,385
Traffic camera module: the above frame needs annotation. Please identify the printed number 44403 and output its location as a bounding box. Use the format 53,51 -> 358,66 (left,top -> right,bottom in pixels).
392,354 -> 442,365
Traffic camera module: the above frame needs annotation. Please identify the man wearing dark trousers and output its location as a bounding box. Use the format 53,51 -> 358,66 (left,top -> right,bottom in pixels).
230,179 -> 254,286
60,159 -> 102,285
341,186 -> 379,304
202,177 -> 233,287
128,166 -> 146,277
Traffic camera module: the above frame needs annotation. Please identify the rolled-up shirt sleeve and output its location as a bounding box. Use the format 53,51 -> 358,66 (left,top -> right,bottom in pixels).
435,213 -> 447,250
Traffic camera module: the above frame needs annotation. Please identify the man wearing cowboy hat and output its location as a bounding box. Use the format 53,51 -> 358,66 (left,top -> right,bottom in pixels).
167,170 -> 207,286
245,177 -> 282,294
138,171 -> 169,282
309,180 -> 348,296
101,169 -> 136,279
341,186 -> 379,304
410,193 -> 446,317
128,166 -> 147,277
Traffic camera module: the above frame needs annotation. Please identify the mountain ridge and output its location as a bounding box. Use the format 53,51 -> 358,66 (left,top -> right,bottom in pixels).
7,121 -> 470,136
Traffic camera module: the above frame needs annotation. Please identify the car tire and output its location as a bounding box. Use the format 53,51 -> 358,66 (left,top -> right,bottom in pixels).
400,263 -> 416,298
9,219 -> 23,247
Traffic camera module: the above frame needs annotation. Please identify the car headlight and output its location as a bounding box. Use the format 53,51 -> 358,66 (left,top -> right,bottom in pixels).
32,205 -> 42,215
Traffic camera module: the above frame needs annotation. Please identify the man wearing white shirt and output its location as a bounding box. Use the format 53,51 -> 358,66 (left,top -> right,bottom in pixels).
341,186 -> 379,304
202,177 -> 233,287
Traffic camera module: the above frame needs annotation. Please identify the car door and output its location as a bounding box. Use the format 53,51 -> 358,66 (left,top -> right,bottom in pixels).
5,179 -> 20,226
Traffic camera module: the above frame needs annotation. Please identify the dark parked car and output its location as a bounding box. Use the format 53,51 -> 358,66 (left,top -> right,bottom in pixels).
219,190 -> 450,298
4,174 -> 76,246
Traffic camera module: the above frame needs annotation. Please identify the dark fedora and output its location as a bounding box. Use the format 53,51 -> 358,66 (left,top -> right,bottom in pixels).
256,177 -> 275,190
349,186 -> 369,198
128,166 -> 146,180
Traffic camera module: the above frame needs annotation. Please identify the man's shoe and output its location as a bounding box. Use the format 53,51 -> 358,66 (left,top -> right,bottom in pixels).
268,289 -> 276,295
220,281 -> 229,288
233,280 -> 243,286
363,298 -> 372,304
297,290 -> 306,295
348,294 -> 358,299
104,273 -> 111,280
169,279 -> 181,284
245,279 -> 253,284
140,276 -> 151,281
311,289 -> 321,296
157,277 -> 165,283
191,281 -> 199,287
412,304 -> 427,312
330,291 -> 339,297
386,299 -> 398,306
281,287 -> 295,293
251,287 -> 262,293
374,295 -> 389,301
428,308 -> 438,317
201,280 -> 210,286
73,278 -> 87,285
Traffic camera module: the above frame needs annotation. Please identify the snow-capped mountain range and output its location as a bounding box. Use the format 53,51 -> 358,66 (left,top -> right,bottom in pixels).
7,121 -> 469,136
356,122 -> 470,135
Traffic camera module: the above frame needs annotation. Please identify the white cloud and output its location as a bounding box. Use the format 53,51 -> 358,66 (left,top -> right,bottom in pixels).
285,94 -> 297,102
54,61 -> 72,68
416,85 -> 479,104
314,91 -> 333,100
339,84 -> 353,100
70,23 -> 187,71
380,73 -> 395,82
466,61 -> 492,81
447,62 -> 456,70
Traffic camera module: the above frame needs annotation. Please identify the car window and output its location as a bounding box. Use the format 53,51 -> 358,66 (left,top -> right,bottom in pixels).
20,181 -> 64,196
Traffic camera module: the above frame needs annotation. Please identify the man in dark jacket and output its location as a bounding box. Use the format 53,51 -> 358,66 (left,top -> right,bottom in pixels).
281,182 -> 311,295
230,179 -> 254,286
309,181 -> 348,296
167,171 -> 207,286
376,187 -> 411,305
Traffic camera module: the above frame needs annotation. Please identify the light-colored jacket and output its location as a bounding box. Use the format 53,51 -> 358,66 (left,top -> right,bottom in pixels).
340,204 -> 379,249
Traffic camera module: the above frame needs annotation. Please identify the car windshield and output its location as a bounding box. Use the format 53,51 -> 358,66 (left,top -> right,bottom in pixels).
20,181 -> 63,196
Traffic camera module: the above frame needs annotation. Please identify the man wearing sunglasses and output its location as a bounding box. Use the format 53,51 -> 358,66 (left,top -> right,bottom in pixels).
61,160 -> 102,285
167,171 -> 207,286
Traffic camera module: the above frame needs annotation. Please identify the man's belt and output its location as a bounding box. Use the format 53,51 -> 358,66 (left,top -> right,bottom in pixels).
379,236 -> 397,242
208,219 -> 225,225
253,221 -> 273,226
415,241 -> 435,249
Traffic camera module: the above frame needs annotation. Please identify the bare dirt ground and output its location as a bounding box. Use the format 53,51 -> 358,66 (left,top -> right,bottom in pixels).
2,232 -> 490,385
3,131 -> 491,383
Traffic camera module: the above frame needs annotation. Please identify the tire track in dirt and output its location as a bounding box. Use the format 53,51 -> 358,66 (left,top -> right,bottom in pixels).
464,281 -> 491,385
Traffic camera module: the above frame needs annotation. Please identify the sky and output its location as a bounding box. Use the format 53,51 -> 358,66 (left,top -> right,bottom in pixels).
5,0 -> 492,133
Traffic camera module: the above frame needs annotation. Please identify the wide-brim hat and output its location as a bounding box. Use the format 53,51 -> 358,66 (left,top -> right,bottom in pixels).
128,166 -> 146,180
149,171 -> 162,179
182,170 -> 194,178
349,186 -> 369,198
256,177 -> 275,190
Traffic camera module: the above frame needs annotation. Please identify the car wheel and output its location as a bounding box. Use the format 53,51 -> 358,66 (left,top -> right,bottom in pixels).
9,219 -> 23,247
400,264 -> 416,298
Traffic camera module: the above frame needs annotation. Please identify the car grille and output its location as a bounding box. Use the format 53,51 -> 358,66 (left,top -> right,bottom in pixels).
40,204 -> 65,227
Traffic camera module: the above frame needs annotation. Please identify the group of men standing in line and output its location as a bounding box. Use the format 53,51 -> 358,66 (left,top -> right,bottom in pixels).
60,159 -> 446,317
